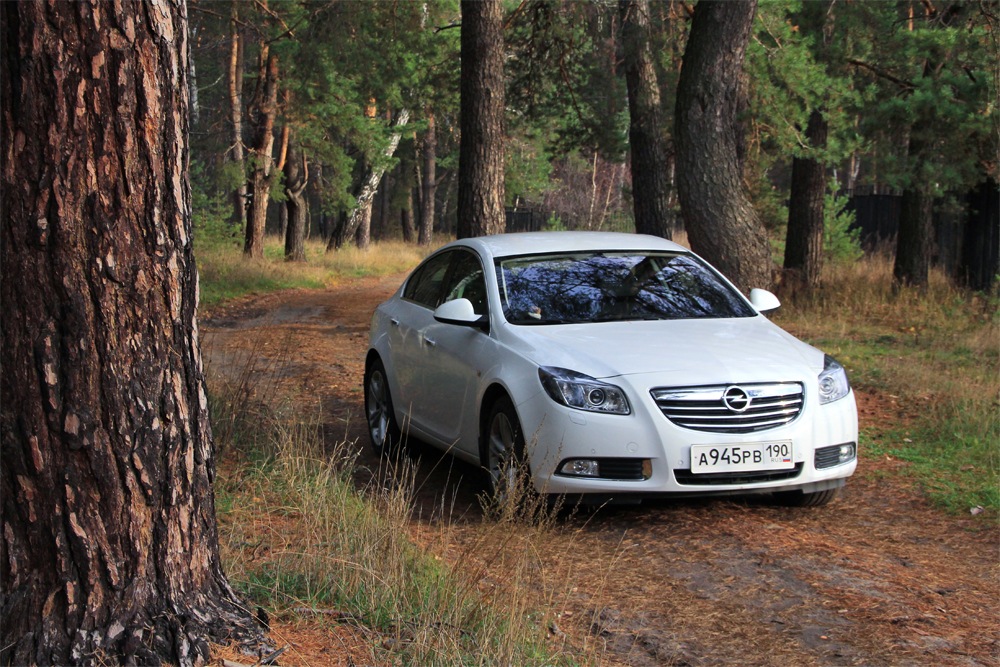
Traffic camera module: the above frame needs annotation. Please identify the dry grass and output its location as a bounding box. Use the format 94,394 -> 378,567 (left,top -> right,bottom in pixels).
197,237 -> 432,307
208,352 -> 591,666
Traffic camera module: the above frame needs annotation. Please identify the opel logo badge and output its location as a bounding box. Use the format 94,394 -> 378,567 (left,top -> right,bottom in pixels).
723,386 -> 751,413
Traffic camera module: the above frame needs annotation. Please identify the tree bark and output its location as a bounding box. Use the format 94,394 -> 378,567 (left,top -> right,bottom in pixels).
419,113 -> 436,246
284,142 -> 308,262
0,2 -> 268,664
401,188 -> 416,243
619,0 -> 674,239
355,200 -> 373,250
675,0 -> 773,292
458,0 -> 506,239
244,49 -> 280,259
227,2 -> 246,228
893,184 -> 934,289
784,110 -> 829,288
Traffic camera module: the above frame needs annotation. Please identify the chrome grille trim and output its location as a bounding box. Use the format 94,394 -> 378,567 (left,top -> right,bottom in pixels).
651,382 -> 804,434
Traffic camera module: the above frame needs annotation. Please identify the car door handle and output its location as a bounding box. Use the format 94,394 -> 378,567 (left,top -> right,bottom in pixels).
390,318 -> 400,327
424,336 -> 437,347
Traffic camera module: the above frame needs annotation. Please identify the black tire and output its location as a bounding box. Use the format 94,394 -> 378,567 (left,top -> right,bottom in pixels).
364,357 -> 402,457
481,395 -> 529,501
773,487 -> 840,507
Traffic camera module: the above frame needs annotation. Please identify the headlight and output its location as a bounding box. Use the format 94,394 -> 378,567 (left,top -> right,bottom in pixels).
539,366 -> 631,415
818,355 -> 850,404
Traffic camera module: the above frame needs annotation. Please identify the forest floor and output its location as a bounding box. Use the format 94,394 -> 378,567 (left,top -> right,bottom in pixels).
203,274 -> 998,667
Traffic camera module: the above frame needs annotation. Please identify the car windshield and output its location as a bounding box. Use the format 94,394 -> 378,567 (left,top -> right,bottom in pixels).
496,251 -> 756,325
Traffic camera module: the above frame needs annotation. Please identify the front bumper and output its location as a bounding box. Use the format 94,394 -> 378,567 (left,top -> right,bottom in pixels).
516,388 -> 858,497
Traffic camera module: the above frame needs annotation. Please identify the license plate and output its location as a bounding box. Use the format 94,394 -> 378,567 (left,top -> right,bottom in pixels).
690,442 -> 794,474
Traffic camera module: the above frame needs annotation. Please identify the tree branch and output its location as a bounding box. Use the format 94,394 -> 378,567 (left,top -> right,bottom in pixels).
846,58 -> 916,91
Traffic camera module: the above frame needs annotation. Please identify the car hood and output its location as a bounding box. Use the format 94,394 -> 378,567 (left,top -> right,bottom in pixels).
501,316 -> 821,383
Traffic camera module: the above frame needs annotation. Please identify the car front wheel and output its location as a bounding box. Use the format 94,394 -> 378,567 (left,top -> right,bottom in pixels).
482,395 -> 529,503
364,357 -> 402,457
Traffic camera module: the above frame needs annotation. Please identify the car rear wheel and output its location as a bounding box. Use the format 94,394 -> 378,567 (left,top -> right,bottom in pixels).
482,395 -> 529,503
773,487 -> 840,507
364,357 -> 402,457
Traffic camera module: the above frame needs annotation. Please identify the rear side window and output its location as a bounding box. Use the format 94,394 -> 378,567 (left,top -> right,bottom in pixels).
403,252 -> 452,308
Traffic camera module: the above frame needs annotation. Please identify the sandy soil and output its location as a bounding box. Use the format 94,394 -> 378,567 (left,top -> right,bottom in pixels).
203,275 -> 998,667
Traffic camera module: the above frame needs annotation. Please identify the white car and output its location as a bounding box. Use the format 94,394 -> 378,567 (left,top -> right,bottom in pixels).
365,232 -> 857,506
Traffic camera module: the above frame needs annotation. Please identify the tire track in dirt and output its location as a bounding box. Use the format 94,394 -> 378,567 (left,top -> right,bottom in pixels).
203,278 -> 999,666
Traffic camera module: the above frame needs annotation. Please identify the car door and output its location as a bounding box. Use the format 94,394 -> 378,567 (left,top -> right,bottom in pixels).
388,250 -> 453,429
413,250 -> 495,451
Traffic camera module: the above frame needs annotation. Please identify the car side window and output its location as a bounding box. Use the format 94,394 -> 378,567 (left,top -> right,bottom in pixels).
403,251 -> 453,308
442,251 -> 488,315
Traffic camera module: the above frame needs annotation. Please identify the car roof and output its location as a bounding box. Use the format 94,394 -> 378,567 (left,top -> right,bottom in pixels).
448,231 -> 690,258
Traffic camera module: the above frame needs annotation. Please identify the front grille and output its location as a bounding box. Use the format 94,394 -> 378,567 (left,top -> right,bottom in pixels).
674,463 -> 803,486
651,382 -> 804,434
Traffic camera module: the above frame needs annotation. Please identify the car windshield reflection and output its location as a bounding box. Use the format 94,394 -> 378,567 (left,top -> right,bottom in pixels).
496,252 -> 756,325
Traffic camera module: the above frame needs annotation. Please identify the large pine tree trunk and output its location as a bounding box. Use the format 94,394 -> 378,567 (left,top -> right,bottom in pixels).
244,49 -> 279,259
458,0 -> 506,239
784,110 -> 829,288
675,0 -> 773,292
0,1 -> 268,665
619,0 -> 674,239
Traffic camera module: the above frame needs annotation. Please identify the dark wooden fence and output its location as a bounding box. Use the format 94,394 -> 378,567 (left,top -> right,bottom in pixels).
847,180 -> 998,290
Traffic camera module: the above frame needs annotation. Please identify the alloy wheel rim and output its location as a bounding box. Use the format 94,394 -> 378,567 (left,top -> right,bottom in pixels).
488,412 -> 518,493
367,370 -> 388,447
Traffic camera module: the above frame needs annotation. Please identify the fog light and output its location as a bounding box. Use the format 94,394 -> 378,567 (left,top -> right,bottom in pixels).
642,459 -> 653,480
838,443 -> 856,464
559,459 -> 600,477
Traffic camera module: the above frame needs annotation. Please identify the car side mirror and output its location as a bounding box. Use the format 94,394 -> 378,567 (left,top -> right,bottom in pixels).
434,298 -> 489,332
749,288 -> 781,314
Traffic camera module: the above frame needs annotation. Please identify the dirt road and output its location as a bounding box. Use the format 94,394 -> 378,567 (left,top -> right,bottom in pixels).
203,276 -> 998,666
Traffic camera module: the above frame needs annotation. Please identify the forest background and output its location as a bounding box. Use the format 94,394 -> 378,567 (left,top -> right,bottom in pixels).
188,0 -> 998,293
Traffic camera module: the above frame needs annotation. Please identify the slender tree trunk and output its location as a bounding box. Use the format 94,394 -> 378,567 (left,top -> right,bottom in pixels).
438,171 -> 457,236
189,25 -> 200,126
0,2 -> 268,664
401,188 -> 416,243
675,0 -> 773,292
419,113 -> 437,245
284,142 -> 308,262
244,49 -> 279,259
227,2 -> 246,227
458,0 -> 506,239
784,110 -> 829,288
355,201 -> 373,250
327,109 -> 410,250
620,0 -> 674,239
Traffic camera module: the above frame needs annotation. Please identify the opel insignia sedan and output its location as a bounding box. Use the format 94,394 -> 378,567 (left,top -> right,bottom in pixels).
364,232 -> 857,506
